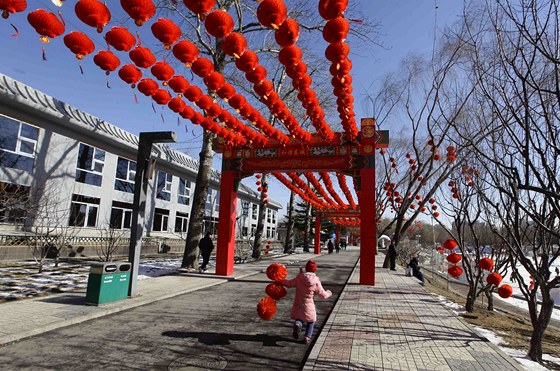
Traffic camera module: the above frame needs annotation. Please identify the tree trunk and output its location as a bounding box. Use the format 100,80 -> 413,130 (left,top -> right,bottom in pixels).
181,130 -> 214,269
252,174 -> 268,259
485,289 -> 494,311
302,202 -> 311,252
527,296 -> 554,362
284,191 -> 294,253
465,285 -> 477,313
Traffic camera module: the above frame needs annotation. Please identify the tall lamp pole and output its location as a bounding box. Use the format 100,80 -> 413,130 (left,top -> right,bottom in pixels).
128,131 -> 176,297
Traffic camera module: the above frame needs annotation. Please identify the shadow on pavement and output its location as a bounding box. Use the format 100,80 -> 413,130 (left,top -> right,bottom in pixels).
162,330 -> 300,347
37,294 -> 86,305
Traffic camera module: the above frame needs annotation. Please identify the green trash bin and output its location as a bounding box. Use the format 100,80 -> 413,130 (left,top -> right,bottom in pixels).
85,261 -> 131,305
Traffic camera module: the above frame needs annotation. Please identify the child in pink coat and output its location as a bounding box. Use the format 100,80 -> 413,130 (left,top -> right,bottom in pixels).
281,260 -> 332,344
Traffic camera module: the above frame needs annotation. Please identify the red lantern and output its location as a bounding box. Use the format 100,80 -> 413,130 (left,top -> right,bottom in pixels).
172,40 -> 199,67
265,282 -> 287,301
137,78 -> 159,96
246,65 -> 267,84
75,0 -> 110,33
180,106 -> 195,119
184,85 -> 203,102
257,296 -> 277,320
152,89 -> 172,105
216,83 -> 236,100
205,9 -> 234,38
266,263 -> 288,281
150,61 -> 175,83
27,9 -> 65,44
479,257 -> 494,271
191,57 -> 214,78
323,16 -> 349,43
183,0 -> 216,17
195,95 -> 213,110
168,97 -> 186,113
497,284 -> 513,298
63,31 -> 95,60
118,64 -> 142,88
318,0 -> 348,20
235,50 -> 259,72
434,212 -> 440,218
443,238 -> 458,250
221,32 -> 247,58
0,0 -> 27,19
93,50 -> 121,75
120,0 -> 156,26
151,18 -> 181,49
105,27 -> 136,52
278,45 -> 302,66
446,253 -> 462,264
257,0 -> 287,29
486,272 -> 503,286
448,265 -> 463,278
168,75 -> 190,94
129,46 -> 156,68
325,42 -> 349,63
203,71 -> 225,92
275,18 -> 299,47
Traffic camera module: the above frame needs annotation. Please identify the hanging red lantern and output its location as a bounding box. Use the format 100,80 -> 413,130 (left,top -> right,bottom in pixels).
257,0 -> 287,29
497,284 -> 513,298
172,40 -> 199,67
152,89 -> 172,105
434,212 -> 440,217
168,97 -> 186,113
137,78 -> 159,96
278,45 -> 302,66
205,9 -> 234,38
63,31 -> 95,60
183,0 -> 216,18
120,0 -> 156,26
246,65 -> 267,84
254,79 -> 274,97
151,18 -> 181,50
448,265 -> 463,278
443,238 -> 458,250
486,272 -> 503,286
479,257 -> 494,271
118,64 -> 142,88
265,282 -> 287,301
168,75 -> 190,95
318,0 -> 348,20
180,106 -> 195,120
105,27 -> 136,51
266,263 -> 287,281
235,50 -> 259,72
27,9 -> 65,44
195,95 -> 213,110
216,83 -> 236,101
203,71 -> 225,92
228,94 -> 246,111
150,61 -> 175,84
184,85 -> 203,102
325,42 -> 349,63
191,57 -> 214,78
256,296 -> 277,320
275,18 -> 299,47
323,16 -> 349,43
75,0 -> 110,33
93,50 -> 121,75
221,32 -> 247,58
446,253 -> 462,264
0,0 -> 26,19
129,46 -> 156,68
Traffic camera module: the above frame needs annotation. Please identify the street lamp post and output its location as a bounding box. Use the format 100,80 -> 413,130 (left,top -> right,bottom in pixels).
128,131 -> 176,297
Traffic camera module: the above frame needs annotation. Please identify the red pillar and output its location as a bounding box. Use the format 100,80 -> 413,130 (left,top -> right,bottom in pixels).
215,170 -> 238,276
359,167 -> 376,285
314,214 -> 321,254
335,227 -> 340,243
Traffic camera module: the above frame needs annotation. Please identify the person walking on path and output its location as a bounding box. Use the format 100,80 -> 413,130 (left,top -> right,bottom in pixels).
407,257 -> 425,285
198,232 -> 214,273
388,241 -> 397,271
281,260 -> 332,344
335,241 -> 340,253
327,240 -> 334,254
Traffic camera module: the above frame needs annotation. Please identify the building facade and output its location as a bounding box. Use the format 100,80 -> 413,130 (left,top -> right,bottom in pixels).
0,73 -> 280,260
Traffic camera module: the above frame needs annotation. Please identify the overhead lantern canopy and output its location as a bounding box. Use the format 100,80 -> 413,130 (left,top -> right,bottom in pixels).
151,18 -> 182,50
75,0 -> 111,33
105,26 -> 136,51
27,9 -> 65,43
204,9 -> 234,38
257,0 -> 287,29
120,0 -> 156,26
63,31 -> 95,59
0,0 -> 27,19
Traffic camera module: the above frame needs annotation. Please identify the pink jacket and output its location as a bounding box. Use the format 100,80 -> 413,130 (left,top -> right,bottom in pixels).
281,271 -> 332,322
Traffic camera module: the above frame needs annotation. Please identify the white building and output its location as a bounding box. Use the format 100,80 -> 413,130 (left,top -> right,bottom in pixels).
0,73 -> 280,260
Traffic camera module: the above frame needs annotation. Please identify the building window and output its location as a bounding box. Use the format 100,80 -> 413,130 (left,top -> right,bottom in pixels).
251,224 -> 256,236
156,170 -> 172,201
242,226 -> 248,237
178,178 -> 191,205
272,228 -> 276,239
241,201 -> 249,217
175,212 -> 189,233
115,157 -> 136,193
69,194 -> 100,227
205,188 -> 214,213
0,115 -> 39,173
266,226 -> 271,238
110,201 -> 133,229
153,208 -> 169,232
75,143 -> 105,186
215,191 -> 220,212
252,204 -> 258,219
272,211 -> 276,224
0,181 -> 30,224
267,209 -> 271,223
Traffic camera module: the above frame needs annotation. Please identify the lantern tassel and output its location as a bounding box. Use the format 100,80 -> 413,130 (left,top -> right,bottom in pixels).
160,113 -> 165,123
79,63 -> 84,75
177,117 -> 180,126
57,10 -> 66,26
192,130 -> 195,136
10,24 -> 19,37
106,79 -> 111,89
42,47 -> 47,61
136,31 -> 142,46
151,103 -> 156,113
133,92 -> 138,104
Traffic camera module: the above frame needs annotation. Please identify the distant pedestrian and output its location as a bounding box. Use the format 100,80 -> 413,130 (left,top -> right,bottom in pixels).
407,257 -> 425,285
281,260 -> 332,344
388,241 -> 397,271
327,240 -> 334,254
198,232 -> 214,273
335,241 -> 340,253
340,239 -> 347,250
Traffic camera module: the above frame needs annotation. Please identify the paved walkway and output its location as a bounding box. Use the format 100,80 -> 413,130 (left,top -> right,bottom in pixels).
0,247 -> 523,370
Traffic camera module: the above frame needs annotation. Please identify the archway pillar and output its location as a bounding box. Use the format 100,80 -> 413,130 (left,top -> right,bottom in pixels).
216,170 -> 238,276
314,213 -> 321,254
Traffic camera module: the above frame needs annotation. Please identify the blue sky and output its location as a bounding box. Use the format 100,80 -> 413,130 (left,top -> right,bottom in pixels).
0,0 -> 466,218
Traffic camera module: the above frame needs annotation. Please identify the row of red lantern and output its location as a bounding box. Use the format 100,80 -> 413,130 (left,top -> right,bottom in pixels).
318,0 -> 358,142
257,263 -> 288,320
304,173 -> 346,210
319,172 -> 348,206
255,174 -> 270,205
336,173 -> 357,209
273,173 -> 325,210
331,217 -> 360,227
288,173 -> 331,209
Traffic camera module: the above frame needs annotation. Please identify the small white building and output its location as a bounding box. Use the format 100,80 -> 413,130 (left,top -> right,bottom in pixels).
0,73 -> 280,260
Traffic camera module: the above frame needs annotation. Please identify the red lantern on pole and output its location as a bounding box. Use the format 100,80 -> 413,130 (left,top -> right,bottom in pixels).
497,284 -> 513,298
150,61 -> 175,84
152,89 -> 172,105
204,9 -> 234,38
446,253 -> 462,265
27,9 -> 65,44
486,272 -> 503,286
137,78 -> 159,96
118,64 -> 142,88
151,18 -> 181,50
63,31 -> 95,60
448,265 -> 463,278
120,0 -> 156,26
478,257 -> 494,271
443,238 -> 458,250
0,0 -> 27,19
172,40 -> 199,67
129,46 -> 156,68
93,50 -> 121,75
105,27 -> 136,51
257,0 -> 287,29
75,0 -> 111,33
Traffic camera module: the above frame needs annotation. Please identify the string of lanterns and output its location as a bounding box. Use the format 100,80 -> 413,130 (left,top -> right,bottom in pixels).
319,172 -> 347,206
287,173 -> 331,209
272,173 -> 325,209
336,173 -> 357,208
257,262 -> 288,320
304,172 -> 346,210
